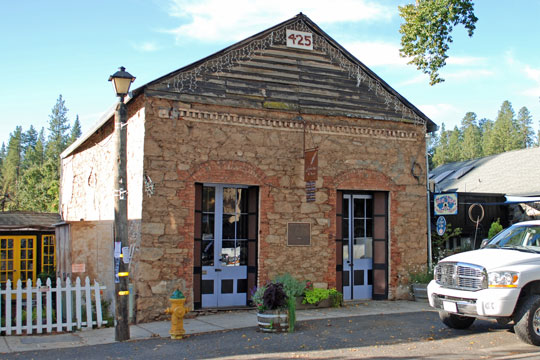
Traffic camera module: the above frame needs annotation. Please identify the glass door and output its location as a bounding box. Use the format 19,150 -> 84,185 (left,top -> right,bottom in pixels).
342,194 -> 373,300
0,236 -> 37,289
201,185 -> 249,307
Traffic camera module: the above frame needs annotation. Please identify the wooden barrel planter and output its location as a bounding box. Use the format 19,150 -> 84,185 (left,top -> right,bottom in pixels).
257,310 -> 289,332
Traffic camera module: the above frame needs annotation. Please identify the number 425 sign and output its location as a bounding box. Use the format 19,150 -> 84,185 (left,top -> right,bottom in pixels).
286,29 -> 313,50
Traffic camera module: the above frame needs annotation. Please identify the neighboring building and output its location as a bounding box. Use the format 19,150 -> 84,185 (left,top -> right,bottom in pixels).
0,212 -> 61,288
60,14 -> 436,322
429,147 -> 540,247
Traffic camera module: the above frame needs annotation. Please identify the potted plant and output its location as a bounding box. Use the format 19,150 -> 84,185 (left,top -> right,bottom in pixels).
409,266 -> 433,301
253,282 -> 289,332
301,285 -> 343,308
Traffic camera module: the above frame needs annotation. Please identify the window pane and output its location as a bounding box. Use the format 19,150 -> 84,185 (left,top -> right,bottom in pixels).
353,237 -> 373,259
221,240 -> 239,266
236,215 -> 247,239
366,198 -> 373,216
203,187 -> 215,212
222,188 -> 236,214
342,218 -> 349,240
354,219 -> 365,238
238,188 -> 248,213
365,219 -> 373,238
222,215 -> 237,239
21,238 -> 26,248
202,214 -> 214,240
202,240 -> 214,266
342,198 -> 350,219
354,199 -> 365,218
237,240 -> 248,265
28,238 -> 33,247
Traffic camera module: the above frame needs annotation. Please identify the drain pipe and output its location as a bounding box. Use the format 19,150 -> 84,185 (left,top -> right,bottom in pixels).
426,133 -> 432,269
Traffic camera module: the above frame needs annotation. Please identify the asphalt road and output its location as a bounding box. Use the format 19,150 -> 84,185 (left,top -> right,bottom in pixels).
3,311 -> 539,360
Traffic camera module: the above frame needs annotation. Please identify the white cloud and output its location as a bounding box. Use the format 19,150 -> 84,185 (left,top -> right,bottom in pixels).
166,0 -> 393,43
444,69 -> 494,80
132,42 -> 159,52
446,56 -> 486,66
524,65 -> 540,82
518,65 -> 540,98
344,41 -> 408,67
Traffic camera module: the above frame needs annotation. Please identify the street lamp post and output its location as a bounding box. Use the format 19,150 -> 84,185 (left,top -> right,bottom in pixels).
108,66 -> 135,342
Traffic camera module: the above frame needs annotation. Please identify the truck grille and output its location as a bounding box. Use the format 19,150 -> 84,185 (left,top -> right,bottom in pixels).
434,262 -> 487,291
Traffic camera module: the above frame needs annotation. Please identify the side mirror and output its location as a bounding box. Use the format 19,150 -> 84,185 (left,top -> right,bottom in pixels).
480,239 -> 489,248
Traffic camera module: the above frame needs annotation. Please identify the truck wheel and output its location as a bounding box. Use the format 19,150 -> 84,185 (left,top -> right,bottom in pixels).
439,311 -> 475,329
514,295 -> 540,345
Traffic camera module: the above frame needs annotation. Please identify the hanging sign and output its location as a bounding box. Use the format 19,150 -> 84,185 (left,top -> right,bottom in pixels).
436,216 -> 447,236
286,29 -> 313,50
434,193 -> 458,215
304,148 -> 318,182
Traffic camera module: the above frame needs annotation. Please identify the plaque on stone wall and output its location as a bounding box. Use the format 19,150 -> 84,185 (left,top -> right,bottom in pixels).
287,222 -> 311,246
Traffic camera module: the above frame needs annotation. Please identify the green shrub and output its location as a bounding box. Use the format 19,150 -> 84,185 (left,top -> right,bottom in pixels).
303,287 -> 342,307
488,218 -> 504,239
408,267 -> 433,284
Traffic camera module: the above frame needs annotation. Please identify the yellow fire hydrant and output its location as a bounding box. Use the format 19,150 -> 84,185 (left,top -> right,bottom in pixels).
165,290 -> 188,339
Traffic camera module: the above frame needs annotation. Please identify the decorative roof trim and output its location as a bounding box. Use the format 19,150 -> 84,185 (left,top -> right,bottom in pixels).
156,16 -> 427,131
156,106 -> 420,141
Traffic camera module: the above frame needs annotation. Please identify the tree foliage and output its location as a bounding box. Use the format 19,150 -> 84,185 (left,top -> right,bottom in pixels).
431,100 -> 538,168
399,0 -> 478,85
0,95 -> 80,212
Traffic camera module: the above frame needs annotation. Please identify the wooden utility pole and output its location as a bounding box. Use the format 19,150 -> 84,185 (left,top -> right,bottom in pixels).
113,100 -> 130,342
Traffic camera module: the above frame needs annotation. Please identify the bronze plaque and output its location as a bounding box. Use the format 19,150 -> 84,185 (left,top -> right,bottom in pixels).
287,222 -> 311,246
304,149 -> 318,182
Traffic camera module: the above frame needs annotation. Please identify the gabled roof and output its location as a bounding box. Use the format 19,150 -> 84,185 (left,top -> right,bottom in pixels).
430,147 -> 540,196
0,212 -> 62,231
135,13 -> 436,131
63,13 -> 436,159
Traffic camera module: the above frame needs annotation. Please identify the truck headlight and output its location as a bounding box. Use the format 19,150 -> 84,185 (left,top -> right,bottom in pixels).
488,271 -> 519,288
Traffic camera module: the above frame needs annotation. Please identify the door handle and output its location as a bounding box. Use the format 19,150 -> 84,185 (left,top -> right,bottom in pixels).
215,268 -> 222,272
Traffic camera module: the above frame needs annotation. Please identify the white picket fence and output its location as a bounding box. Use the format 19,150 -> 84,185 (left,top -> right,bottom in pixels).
0,276 -> 108,335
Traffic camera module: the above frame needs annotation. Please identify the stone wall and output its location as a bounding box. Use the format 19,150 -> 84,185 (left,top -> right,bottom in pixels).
59,96 -> 146,305
134,97 -> 428,322
60,96 -> 145,222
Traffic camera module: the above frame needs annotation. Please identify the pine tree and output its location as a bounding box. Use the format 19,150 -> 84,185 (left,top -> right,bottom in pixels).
516,106 -> 534,148
446,126 -> 461,162
1,127 -> 23,209
485,101 -> 520,155
460,112 -> 482,160
69,115 -> 82,146
480,118 -> 494,156
432,123 -> 451,167
46,95 -> 71,162
21,126 -> 39,171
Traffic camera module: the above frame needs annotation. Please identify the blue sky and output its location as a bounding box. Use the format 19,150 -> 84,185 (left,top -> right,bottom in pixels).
1,0 -> 539,148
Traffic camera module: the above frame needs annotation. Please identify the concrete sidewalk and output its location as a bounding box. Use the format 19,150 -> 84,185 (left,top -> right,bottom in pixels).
0,300 -> 432,354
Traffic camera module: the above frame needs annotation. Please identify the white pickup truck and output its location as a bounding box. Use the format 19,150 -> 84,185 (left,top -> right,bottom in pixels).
428,220 -> 540,345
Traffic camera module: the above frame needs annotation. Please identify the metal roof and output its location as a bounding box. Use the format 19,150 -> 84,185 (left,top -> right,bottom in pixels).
430,147 -> 540,196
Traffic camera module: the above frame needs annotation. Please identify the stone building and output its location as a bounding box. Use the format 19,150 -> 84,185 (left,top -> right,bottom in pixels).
60,14 -> 436,322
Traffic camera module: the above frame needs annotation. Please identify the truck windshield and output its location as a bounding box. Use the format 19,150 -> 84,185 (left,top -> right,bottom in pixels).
485,225 -> 540,251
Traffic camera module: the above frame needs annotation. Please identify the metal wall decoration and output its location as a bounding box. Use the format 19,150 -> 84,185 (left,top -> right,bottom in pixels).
144,173 -> 155,197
